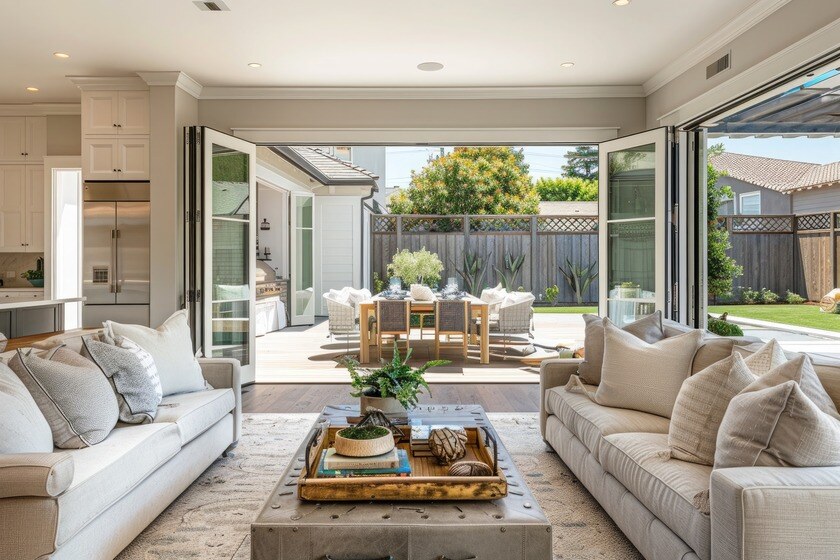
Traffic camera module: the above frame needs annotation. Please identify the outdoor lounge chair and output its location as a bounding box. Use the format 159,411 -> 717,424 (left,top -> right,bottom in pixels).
479,292 -> 535,351
323,292 -> 358,353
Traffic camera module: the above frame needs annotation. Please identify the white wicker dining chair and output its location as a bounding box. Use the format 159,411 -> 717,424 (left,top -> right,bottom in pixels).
490,293 -> 535,351
323,292 -> 358,353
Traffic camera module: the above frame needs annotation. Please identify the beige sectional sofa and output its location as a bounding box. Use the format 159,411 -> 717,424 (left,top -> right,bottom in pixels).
0,333 -> 242,560
540,321 -> 840,560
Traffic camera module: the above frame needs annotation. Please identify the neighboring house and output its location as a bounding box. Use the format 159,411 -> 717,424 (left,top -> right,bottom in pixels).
538,200 -> 598,216
321,146 -> 388,209
255,146 -> 379,318
711,152 -> 840,215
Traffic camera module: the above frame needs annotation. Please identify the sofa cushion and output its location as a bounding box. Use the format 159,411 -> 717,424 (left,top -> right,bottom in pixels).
600,432 -> 712,560
691,338 -> 735,374
56,422 -> 181,545
154,388 -> 235,445
0,362 -> 53,453
596,322 -> 702,418
9,347 -> 119,449
545,385 -> 670,463
577,311 -> 665,385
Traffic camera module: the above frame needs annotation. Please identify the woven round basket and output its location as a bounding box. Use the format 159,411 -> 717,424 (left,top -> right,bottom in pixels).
820,296 -> 838,313
334,428 -> 395,457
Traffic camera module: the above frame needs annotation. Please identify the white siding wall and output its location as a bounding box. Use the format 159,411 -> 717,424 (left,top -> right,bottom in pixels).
314,196 -> 361,315
792,186 -> 840,215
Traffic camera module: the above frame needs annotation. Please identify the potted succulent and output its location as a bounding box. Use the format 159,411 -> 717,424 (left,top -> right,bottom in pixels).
333,425 -> 395,457
617,281 -> 641,299
21,269 -> 44,288
343,342 -> 449,415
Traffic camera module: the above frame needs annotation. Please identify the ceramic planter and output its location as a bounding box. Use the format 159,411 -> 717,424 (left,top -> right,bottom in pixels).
360,395 -> 407,416
334,427 -> 395,457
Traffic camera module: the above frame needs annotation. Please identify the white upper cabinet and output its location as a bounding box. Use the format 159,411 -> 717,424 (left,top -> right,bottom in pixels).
0,165 -> 42,252
24,165 -> 44,252
0,117 -> 44,163
83,138 -> 149,181
117,137 -> 150,180
82,90 -> 149,136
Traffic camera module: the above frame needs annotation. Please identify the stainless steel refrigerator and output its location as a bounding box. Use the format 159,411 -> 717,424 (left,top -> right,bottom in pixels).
83,183 -> 150,327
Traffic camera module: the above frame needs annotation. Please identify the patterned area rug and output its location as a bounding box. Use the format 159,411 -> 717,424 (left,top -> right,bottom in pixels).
118,413 -> 641,560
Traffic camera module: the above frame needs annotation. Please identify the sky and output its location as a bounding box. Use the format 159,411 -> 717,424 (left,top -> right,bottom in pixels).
710,136 -> 840,164
385,146 -> 579,190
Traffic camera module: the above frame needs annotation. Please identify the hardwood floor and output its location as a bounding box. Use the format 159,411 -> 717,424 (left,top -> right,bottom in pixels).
242,383 -> 540,413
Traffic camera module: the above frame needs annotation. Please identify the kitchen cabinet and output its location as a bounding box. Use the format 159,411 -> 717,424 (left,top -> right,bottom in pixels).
83,137 -> 149,181
0,164 -> 44,252
82,90 -> 149,136
0,117 -> 46,163
0,290 -> 43,299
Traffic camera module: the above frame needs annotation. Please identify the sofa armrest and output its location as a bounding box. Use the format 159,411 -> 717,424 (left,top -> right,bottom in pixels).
198,358 -> 242,443
0,453 -> 74,498
539,358 -> 582,437
711,466 -> 840,560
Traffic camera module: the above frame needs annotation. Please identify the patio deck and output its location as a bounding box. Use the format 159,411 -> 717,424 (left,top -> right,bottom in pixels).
255,313 -> 587,383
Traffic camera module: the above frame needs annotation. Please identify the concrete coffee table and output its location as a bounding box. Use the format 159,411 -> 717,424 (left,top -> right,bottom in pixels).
252,404 -> 551,560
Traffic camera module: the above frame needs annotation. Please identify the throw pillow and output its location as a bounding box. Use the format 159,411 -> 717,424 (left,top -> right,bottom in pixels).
0,362 -> 53,453
104,309 -> 205,396
668,354 -> 756,465
595,320 -> 702,418
715,379 -> 840,469
500,291 -> 534,308
733,338 -> 787,375
81,336 -> 163,424
8,347 -> 119,448
577,311 -> 665,385
480,284 -> 507,315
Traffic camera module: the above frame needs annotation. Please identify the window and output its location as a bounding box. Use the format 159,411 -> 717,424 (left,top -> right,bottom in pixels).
334,146 -> 352,162
739,192 -> 761,215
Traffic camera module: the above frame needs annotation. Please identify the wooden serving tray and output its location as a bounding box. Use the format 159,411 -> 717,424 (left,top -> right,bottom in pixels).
297,423 -> 507,502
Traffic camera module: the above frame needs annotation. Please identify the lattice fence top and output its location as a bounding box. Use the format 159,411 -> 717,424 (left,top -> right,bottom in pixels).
796,213 -> 831,232
401,216 -> 464,233
371,214 -> 599,234
469,216 -> 531,233
730,215 -> 794,233
372,215 -> 397,233
538,216 -> 597,233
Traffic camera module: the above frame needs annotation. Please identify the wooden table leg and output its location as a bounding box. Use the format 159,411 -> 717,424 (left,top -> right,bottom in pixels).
480,307 -> 490,364
360,304 -> 371,363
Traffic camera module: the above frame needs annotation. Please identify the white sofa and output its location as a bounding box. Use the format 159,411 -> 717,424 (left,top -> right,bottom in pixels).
540,320 -> 840,560
0,334 -> 242,560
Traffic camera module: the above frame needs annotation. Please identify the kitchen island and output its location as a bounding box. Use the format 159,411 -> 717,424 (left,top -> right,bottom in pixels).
0,297 -> 85,339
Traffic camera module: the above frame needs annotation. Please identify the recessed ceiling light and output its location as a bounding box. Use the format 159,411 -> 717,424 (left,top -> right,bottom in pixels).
560,62 -> 575,68
53,52 -> 70,59
248,62 -> 262,68
417,62 -> 444,72
26,87 -> 39,93
613,0 -> 630,5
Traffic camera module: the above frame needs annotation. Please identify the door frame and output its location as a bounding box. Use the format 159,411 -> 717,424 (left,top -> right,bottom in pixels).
290,191 -> 315,326
44,156 -> 82,313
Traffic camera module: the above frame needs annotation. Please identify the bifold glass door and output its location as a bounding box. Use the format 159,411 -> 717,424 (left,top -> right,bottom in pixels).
599,128 -> 670,326
290,192 -> 315,326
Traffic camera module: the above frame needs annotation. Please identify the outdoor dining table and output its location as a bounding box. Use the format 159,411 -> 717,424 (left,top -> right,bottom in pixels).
358,294 -> 491,364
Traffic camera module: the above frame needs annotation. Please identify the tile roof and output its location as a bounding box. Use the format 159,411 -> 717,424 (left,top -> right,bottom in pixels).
271,146 -> 378,188
710,152 -> 840,193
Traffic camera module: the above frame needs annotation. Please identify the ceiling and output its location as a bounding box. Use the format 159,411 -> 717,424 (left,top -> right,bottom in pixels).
1,0 -> 768,102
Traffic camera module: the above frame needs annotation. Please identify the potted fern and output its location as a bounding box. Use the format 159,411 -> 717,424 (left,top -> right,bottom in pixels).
342,343 -> 449,414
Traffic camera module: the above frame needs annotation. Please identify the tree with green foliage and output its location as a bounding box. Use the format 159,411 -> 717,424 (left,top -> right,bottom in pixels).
707,144 -> 743,300
535,176 -> 598,201
562,146 -> 598,180
388,147 -> 539,215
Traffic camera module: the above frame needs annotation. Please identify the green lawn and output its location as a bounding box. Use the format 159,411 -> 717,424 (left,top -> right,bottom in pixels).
709,304 -> 840,332
534,306 -> 598,314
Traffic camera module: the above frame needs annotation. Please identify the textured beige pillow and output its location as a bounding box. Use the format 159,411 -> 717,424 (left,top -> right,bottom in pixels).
595,320 -> 702,418
577,311 -> 665,385
715,378 -> 840,469
733,338 -> 787,375
669,354 -> 756,465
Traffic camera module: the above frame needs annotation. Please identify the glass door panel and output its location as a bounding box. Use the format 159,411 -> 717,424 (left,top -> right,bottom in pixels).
290,193 -> 314,326
202,129 -> 256,382
599,128 -> 669,326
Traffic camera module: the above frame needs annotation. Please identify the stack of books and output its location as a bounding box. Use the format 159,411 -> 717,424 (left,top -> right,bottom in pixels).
317,448 -> 411,478
410,421 -> 467,457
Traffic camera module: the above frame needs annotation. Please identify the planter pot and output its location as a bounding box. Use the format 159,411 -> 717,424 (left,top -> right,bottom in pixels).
27,279 -> 44,288
334,427 -> 395,457
360,395 -> 407,416
617,286 -> 640,299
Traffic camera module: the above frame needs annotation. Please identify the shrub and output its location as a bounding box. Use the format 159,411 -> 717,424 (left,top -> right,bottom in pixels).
707,316 -> 744,337
387,247 -> 444,286
741,287 -> 760,305
760,288 -> 779,304
545,284 -> 559,304
785,291 -> 806,304
535,176 -> 598,201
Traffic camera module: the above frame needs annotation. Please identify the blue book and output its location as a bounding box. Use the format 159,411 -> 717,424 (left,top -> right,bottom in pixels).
317,449 -> 412,478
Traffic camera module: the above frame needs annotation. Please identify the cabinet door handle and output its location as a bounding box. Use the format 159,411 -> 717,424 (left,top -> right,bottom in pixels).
117,124 -> 122,128
113,123 -> 117,127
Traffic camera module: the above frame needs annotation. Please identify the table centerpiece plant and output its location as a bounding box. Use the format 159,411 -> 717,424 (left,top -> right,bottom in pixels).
20,269 -> 44,288
387,247 -> 444,288
342,342 -> 449,415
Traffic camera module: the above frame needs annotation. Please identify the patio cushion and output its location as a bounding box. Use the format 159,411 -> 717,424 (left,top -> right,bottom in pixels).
480,284 -> 506,315
56,422 -> 181,545
154,388 -> 235,445
544,385 -> 670,463
600,432 -> 712,560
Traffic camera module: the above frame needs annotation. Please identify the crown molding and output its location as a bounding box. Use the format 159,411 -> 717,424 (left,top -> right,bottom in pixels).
67,75 -> 148,91
200,85 -> 645,100
137,71 -> 203,98
643,0 -> 792,95
0,103 -> 80,116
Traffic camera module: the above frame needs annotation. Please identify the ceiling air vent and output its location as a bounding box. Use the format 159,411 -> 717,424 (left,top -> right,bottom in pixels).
194,0 -> 229,11
706,52 -> 731,80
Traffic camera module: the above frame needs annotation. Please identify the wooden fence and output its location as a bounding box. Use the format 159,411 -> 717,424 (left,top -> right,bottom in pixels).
370,214 -> 599,304
718,211 -> 840,301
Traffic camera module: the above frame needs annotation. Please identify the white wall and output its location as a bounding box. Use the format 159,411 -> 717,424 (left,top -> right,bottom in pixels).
314,196 -> 361,315
257,184 -> 288,279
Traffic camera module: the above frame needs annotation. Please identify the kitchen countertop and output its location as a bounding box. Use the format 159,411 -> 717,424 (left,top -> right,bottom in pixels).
0,297 -> 85,311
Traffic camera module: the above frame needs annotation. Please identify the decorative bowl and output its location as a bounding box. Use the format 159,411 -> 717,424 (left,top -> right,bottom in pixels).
334,426 -> 395,457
